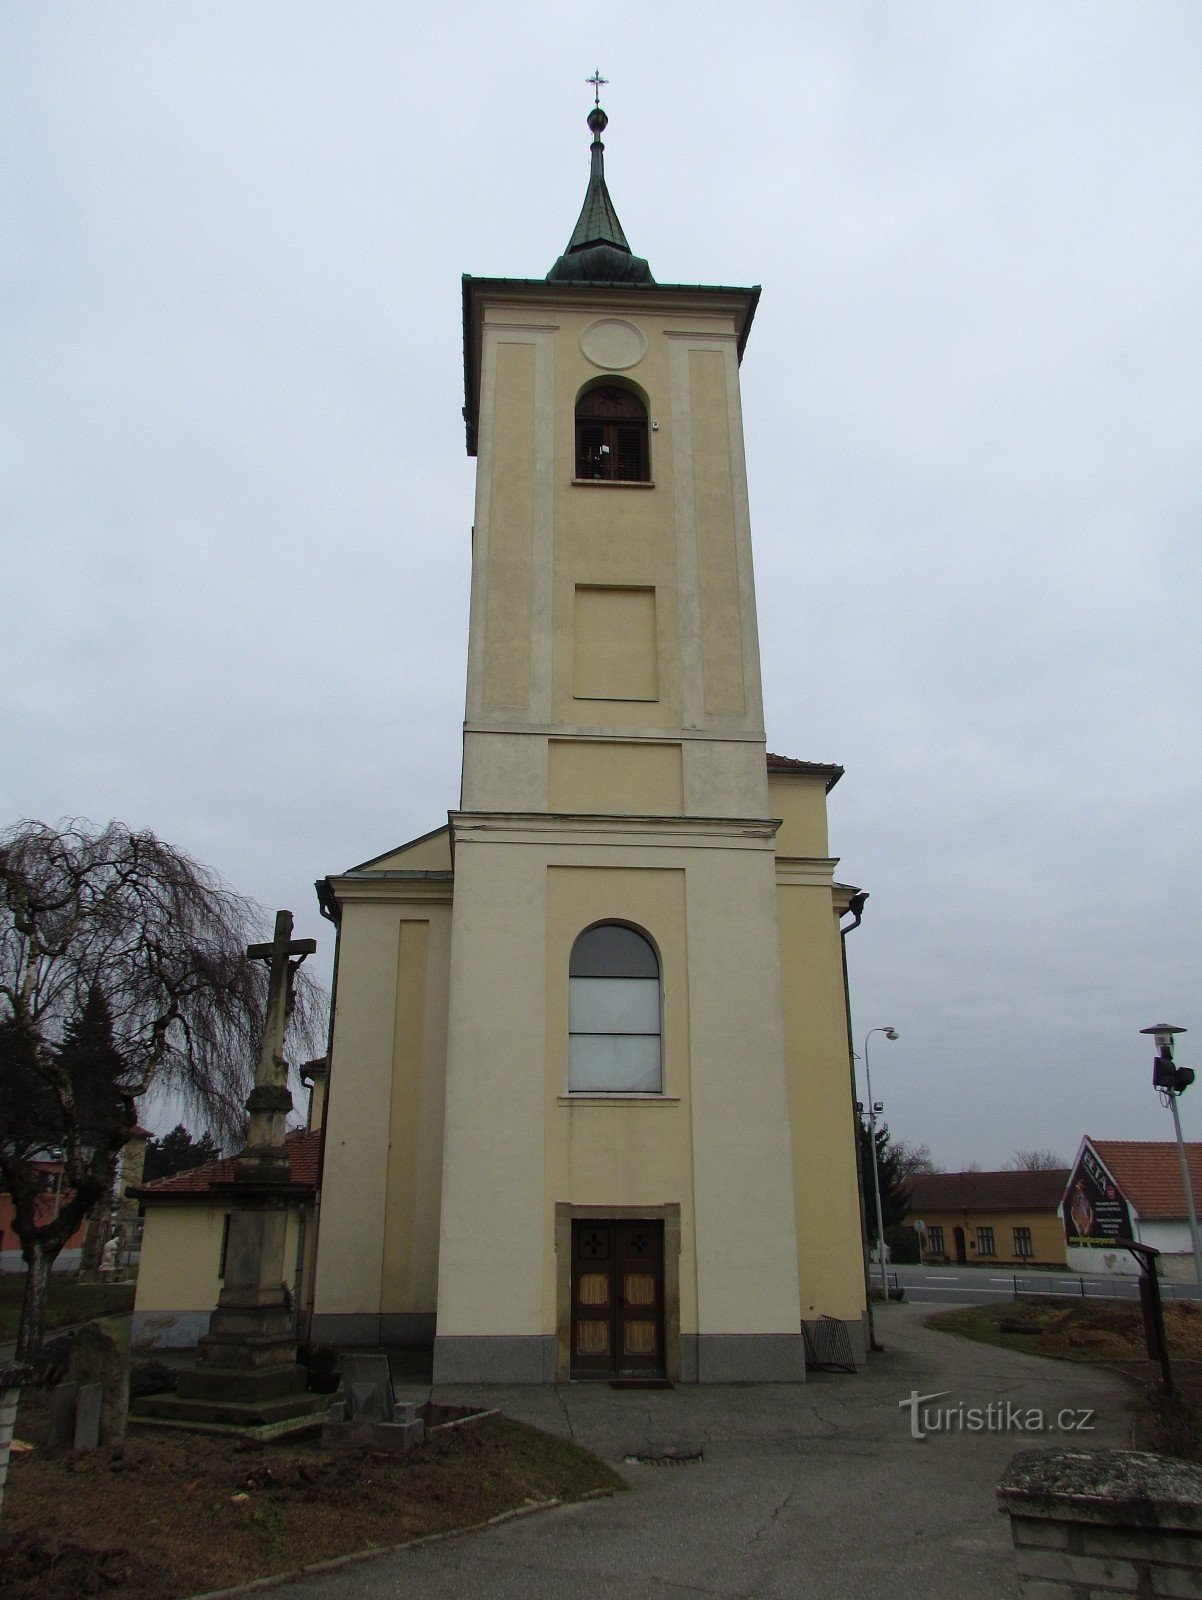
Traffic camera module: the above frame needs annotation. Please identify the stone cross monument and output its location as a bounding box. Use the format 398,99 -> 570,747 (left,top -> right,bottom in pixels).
159,911 -> 329,1432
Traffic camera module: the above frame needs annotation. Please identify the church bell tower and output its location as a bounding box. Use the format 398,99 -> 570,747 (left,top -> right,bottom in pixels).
310,87 -> 868,1383
435,94 -> 809,1383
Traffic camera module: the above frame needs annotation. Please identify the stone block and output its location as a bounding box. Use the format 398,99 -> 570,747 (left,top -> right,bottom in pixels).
67,1321 -> 129,1447
73,1383 -> 104,1452
1000,1449 -> 1202,1600
47,1382 -> 80,1448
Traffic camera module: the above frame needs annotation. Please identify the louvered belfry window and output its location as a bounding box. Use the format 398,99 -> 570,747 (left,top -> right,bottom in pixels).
575,386 -> 649,482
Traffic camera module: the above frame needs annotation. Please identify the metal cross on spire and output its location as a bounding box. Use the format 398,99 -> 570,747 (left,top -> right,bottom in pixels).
587,69 -> 608,106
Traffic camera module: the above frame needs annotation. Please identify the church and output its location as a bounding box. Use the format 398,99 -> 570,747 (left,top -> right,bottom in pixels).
307,96 -> 869,1382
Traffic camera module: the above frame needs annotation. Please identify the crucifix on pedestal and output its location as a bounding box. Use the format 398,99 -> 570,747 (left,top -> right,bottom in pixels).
164,911 -> 330,1433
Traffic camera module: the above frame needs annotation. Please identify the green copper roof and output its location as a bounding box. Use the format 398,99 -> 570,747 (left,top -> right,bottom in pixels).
547,105 -> 653,285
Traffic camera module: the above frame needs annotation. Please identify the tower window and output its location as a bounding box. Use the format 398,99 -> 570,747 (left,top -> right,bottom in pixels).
568,923 -> 662,1092
575,386 -> 649,482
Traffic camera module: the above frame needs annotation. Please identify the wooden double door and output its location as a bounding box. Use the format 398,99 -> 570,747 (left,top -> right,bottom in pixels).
570,1219 -> 665,1380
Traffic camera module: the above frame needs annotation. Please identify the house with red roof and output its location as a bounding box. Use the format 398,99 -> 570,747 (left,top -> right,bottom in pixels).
1062,1137 -> 1202,1280
0,1159 -> 90,1274
128,1063 -> 325,1349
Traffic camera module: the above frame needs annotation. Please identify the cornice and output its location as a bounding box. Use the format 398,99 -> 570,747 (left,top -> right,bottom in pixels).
449,811 -> 779,851
774,856 -> 840,888
324,872 -> 454,909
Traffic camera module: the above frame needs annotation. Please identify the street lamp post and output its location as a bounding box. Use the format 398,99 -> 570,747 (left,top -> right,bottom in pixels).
863,1026 -> 899,1299
1141,1023 -> 1202,1298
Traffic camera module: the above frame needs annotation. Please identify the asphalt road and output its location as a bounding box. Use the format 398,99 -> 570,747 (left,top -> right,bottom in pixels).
272,1301 -> 1132,1600
888,1262 -> 1199,1305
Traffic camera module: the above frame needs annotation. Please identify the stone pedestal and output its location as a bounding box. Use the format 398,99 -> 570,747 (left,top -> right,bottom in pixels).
999,1448 -> 1202,1597
136,1132 -> 326,1434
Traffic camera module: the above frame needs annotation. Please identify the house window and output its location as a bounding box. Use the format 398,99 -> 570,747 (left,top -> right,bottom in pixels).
927,1226 -> 944,1256
976,1226 -> 995,1256
568,923 -> 662,1093
575,385 -> 649,481
1013,1226 -> 1033,1258
218,1213 -> 232,1278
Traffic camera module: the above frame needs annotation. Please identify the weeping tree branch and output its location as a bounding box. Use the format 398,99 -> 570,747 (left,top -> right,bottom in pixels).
0,818 -> 325,1359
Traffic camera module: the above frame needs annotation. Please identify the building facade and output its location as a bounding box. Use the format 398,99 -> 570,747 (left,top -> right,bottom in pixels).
905,1169 -> 1070,1269
1063,1137 -> 1202,1280
309,103 -> 868,1381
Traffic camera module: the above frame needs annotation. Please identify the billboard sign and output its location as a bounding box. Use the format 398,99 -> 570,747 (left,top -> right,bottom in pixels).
1063,1143 -> 1134,1248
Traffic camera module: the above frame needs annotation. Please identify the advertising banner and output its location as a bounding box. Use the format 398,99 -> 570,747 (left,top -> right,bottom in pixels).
1063,1144 -> 1133,1248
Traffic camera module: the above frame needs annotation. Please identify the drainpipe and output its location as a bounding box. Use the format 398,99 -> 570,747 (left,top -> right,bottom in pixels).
840,890 -> 880,1353
305,880 -> 343,1343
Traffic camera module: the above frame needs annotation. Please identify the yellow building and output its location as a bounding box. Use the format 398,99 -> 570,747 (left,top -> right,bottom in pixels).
309,101 -> 868,1382
905,1170 -> 1070,1269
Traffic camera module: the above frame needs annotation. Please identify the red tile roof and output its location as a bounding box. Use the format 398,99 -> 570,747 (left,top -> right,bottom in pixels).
130,1129 -> 320,1200
906,1169 -> 1071,1215
1089,1140 -> 1202,1222
766,753 -> 844,790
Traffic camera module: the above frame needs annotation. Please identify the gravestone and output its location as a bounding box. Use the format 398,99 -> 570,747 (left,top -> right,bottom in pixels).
67,1318 -> 130,1447
73,1383 -> 104,1452
47,1381 -> 80,1448
322,1353 -> 424,1451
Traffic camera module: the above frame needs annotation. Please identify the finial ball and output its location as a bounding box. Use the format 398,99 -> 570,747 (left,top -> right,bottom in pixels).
587,106 -> 608,136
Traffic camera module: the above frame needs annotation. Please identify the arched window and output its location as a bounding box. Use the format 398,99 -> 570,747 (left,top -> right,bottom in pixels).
575,385 -> 649,482
568,923 -> 662,1093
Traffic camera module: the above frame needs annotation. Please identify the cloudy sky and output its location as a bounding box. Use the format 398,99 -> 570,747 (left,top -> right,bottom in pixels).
4,3 -> 1200,1168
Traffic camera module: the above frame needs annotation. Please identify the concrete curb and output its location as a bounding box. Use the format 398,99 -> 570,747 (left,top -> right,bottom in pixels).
181,1487 -> 619,1600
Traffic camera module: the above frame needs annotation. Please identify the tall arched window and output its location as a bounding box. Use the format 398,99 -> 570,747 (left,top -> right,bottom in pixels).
575,386 -> 649,482
568,923 -> 662,1093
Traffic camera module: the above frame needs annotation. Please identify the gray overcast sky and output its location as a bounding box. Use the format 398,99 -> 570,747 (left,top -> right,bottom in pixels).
3,3 -> 1200,1167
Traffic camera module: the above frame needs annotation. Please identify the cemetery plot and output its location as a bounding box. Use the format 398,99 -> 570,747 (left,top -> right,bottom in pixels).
0,1393 -> 624,1600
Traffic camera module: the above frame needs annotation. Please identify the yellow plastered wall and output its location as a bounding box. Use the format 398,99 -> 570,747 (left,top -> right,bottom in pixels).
463,298 -> 768,812
769,772 -> 866,1324
548,740 -> 683,815
770,774 -> 831,859
907,1208 -> 1067,1266
482,341 -> 535,713
777,882 -> 866,1321
689,349 -> 745,717
134,1202 -> 307,1313
573,586 -> 658,701
313,891 -> 451,1320
543,864 -> 698,1335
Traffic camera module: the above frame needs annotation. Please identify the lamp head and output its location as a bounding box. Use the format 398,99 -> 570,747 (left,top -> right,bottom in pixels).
1141,1023 -> 1187,1053
883,1027 -> 899,1041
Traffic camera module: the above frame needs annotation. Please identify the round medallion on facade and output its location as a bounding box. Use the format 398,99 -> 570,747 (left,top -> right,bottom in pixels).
579,317 -> 647,371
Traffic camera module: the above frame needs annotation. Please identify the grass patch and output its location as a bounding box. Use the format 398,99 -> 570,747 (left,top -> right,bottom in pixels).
0,1274 -> 136,1343
2,1395 -> 625,1600
928,1296 -> 1202,1460
927,1297 -> 1202,1364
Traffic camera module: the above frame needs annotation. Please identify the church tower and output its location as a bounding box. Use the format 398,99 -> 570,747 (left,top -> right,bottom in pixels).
311,95 -> 867,1382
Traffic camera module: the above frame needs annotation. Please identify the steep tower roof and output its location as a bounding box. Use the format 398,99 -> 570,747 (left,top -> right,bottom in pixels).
547,102 -> 654,285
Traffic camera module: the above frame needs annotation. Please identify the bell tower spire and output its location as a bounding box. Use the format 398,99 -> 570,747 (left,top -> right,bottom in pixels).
547,75 -> 654,284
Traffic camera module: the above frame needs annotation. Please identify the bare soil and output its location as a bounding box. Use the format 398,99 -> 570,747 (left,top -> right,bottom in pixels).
1,1391 -> 624,1600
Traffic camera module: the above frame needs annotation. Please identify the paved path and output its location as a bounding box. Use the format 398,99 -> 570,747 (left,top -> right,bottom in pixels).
276,1302 -> 1135,1600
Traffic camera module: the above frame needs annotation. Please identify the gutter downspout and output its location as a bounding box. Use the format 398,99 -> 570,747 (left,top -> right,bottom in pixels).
305,879 -> 343,1342
840,890 -> 880,1354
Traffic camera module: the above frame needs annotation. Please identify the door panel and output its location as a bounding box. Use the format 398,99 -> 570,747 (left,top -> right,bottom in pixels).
571,1219 -> 665,1379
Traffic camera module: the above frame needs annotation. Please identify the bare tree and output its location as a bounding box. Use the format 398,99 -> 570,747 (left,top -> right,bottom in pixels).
1008,1148 -> 1068,1172
892,1139 -> 940,1179
0,818 -> 323,1360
